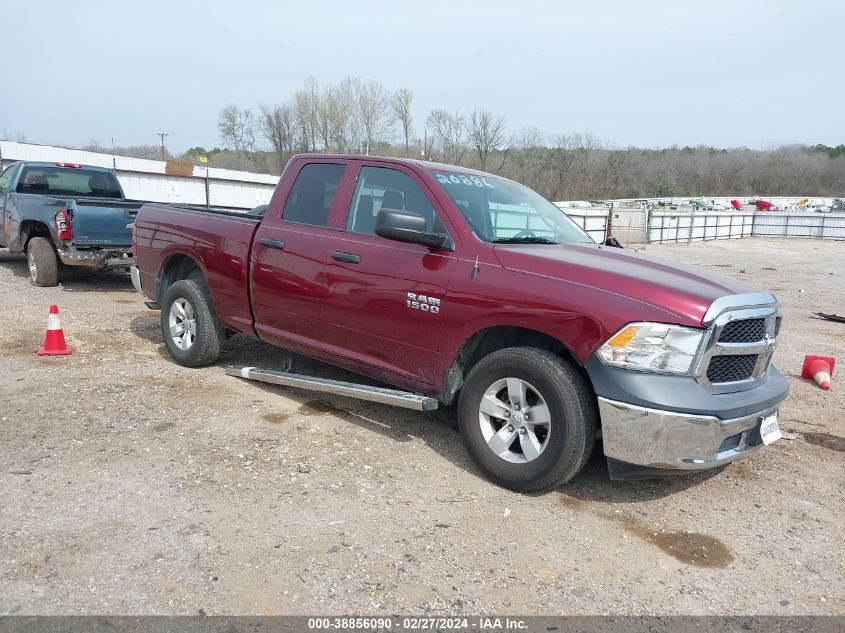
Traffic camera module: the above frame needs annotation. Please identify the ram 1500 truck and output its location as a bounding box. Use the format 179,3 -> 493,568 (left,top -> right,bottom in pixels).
131,154 -> 789,491
0,161 -> 141,286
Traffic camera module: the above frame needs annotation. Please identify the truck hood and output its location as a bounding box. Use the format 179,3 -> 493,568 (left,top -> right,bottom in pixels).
493,243 -> 754,325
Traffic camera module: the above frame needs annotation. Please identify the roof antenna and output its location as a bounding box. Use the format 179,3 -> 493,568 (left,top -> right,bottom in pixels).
471,254 -> 480,279
111,137 -> 117,172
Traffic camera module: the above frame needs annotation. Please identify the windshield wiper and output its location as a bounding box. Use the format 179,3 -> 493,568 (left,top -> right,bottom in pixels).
492,236 -> 559,245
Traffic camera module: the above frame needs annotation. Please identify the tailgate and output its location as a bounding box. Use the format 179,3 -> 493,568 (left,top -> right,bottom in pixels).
70,199 -> 142,247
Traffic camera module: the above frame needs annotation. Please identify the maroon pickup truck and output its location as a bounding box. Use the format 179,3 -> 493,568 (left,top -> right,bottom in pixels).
131,154 -> 788,491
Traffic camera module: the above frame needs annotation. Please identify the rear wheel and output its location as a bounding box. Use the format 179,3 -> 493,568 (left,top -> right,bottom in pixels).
160,279 -> 223,367
27,237 -> 59,287
457,347 -> 596,492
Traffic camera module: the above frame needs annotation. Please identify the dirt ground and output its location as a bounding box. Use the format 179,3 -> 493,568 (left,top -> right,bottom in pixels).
0,238 -> 843,616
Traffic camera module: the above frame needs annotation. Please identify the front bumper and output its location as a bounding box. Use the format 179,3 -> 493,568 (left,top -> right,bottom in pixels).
599,397 -> 778,474
586,355 -> 789,479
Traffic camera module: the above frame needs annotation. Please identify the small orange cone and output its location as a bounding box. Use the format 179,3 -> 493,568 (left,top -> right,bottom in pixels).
801,354 -> 834,390
37,304 -> 72,356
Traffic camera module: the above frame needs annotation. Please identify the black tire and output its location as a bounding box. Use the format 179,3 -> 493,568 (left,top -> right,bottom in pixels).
457,347 -> 596,493
160,279 -> 223,367
27,237 -> 59,287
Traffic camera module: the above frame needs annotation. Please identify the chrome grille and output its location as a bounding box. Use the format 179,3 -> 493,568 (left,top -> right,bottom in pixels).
707,354 -> 757,383
696,294 -> 781,391
718,318 -> 766,343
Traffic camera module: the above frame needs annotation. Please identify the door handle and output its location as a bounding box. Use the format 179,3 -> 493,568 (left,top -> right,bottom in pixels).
332,251 -> 361,264
260,238 -> 286,250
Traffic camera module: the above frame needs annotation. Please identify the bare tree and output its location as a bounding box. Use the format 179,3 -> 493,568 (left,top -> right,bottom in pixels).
259,103 -> 297,165
426,109 -> 467,165
517,126 -> 545,149
314,85 -> 335,152
571,133 -> 603,198
548,134 -> 580,199
391,87 -> 414,154
510,126 -> 546,186
218,105 -> 255,155
467,109 -> 508,171
292,77 -> 322,152
602,148 -> 632,197
333,77 -> 364,153
356,80 -> 393,155
321,89 -> 345,153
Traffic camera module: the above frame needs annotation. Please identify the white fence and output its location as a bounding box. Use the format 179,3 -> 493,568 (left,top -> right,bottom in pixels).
752,211 -> 845,240
556,206 -> 609,243
560,206 -> 845,245
647,210 -> 756,243
607,195 -> 838,211
0,140 -> 278,210
646,210 -> 845,243
556,199 -> 845,245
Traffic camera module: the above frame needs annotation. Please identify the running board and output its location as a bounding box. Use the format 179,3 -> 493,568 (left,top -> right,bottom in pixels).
226,366 -> 439,411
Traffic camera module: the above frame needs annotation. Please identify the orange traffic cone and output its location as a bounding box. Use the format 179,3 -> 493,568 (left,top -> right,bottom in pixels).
801,354 -> 834,390
37,304 -> 72,356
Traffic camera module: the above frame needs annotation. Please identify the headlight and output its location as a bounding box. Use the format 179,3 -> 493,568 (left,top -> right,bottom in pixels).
597,322 -> 705,375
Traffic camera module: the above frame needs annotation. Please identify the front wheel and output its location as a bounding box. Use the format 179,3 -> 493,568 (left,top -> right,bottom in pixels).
160,279 -> 223,367
27,237 -> 59,287
457,347 -> 596,492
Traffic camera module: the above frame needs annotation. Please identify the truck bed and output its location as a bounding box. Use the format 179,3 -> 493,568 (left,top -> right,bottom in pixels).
133,203 -> 262,335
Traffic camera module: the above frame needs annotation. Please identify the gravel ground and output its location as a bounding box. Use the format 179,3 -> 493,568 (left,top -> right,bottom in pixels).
0,238 -> 843,616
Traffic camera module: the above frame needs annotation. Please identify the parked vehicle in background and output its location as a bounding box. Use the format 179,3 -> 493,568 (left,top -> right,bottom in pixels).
132,154 -> 789,492
750,199 -> 775,211
0,162 -> 140,286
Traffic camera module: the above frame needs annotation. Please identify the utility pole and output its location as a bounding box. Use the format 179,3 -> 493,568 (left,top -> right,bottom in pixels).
156,132 -> 169,160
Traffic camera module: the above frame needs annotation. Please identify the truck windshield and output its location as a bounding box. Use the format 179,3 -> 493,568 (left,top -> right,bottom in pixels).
429,170 -> 592,244
16,166 -> 122,199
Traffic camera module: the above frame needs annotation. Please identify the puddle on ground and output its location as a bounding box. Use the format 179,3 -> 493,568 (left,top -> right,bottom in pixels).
803,432 -> 845,452
633,525 -> 732,567
152,422 -> 176,432
558,494 -> 734,568
710,264 -> 733,268
298,400 -> 345,416
262,412 -> 290,424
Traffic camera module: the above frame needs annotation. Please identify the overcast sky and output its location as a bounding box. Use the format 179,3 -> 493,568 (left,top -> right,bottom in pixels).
3,0 -> 843,153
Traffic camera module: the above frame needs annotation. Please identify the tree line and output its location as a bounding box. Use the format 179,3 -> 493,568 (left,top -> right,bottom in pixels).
86,76 -> 845,200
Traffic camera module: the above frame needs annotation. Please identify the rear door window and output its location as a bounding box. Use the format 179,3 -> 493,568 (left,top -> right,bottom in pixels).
282,163 -> 346,227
